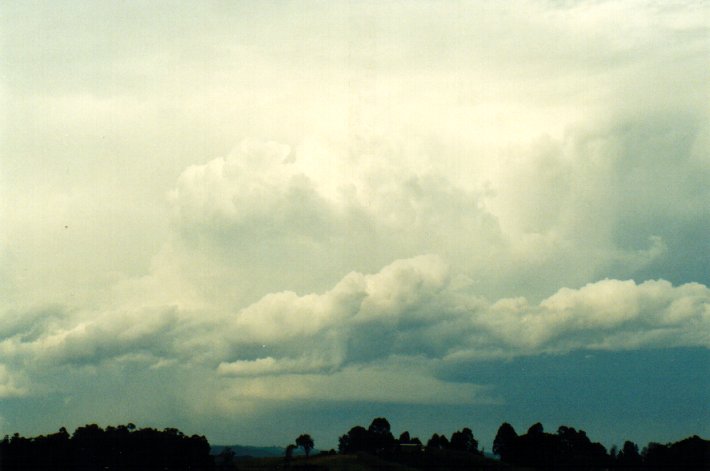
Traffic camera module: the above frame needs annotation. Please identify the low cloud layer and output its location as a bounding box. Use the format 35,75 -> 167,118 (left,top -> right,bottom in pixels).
2,255 -> 708,412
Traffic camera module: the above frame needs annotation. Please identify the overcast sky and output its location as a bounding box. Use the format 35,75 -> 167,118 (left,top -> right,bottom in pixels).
1,0 -> 708,450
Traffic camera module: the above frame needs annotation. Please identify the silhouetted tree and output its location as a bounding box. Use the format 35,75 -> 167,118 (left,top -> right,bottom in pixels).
522,423 -> 556,469
449,427 -> 480,454
610,444 -> 619,460
0,424 -> 214,471
426,433 -> 449,450
555,425 -> 608,468
493,422 -> 518,462
642,442 -> 669,468
527,422 -> 544,436
616,440 -> 643,469
661,435 -> 710,469
426,433 -> 439,449
283,443 -> 297,466
295,434 -> 314,458
337,418 -> 397,456
367,417 -> 395,453
368,417 -> 391,436
338,425 -> 369,453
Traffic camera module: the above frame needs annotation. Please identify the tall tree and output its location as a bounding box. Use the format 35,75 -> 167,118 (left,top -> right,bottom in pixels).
449,427 -> 480,454
616,440 -> 642,468
426,433 -> 449,450
493,422 -> 518,462
399,431 -> 411,444
295,434 -> 314,458
367,417 -> 395,453
368,417 -> 391,436
339,426 -> 369,453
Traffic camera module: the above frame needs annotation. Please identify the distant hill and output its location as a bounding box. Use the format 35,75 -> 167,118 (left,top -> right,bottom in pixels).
211,444 -> 285,459
228,450 -> 508,471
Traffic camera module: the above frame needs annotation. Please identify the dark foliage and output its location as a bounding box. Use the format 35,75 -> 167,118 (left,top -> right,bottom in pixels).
339,417 -> 487,469
615,440 -> 643,469
426,433 -> 449,450
1,417 -> 706,470
425,429 -> 482,456
492,421 -> 709,470
338,425 -> 370,453
295,433 -> 315,458
493,422 -> 518,462
640,435 -> 710,470
449,427 -> 481,454
338,418 -> 396,454
491,422 -> 609,469
0,424 -> 214,471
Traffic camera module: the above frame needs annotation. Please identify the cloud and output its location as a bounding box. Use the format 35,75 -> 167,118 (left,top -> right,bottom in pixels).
1,0 -> 708,443
217,356 -> 337,377
4,0 -> 707,311
215,362 -> 499,408
220,262 -> 709,373
170,140 -> 300,230
160,105 -> 709,308
0,364 -> 26,398
5,256 -> 707,397
162,137 -> 504,308
0,306 -> 180,368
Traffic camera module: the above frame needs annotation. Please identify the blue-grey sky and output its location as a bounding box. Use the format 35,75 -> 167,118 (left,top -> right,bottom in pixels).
1,0 -> 708,450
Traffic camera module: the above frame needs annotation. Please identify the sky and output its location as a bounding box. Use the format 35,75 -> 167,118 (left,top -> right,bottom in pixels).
1,0 -> 709,451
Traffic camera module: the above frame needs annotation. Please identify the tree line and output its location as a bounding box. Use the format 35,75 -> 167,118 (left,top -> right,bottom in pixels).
2,419 -> 708,470
330,417 -> 708,470
0,423 -> 212,471
493,421 -> 708,470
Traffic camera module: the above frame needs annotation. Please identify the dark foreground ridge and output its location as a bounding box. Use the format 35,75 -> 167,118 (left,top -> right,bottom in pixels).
2,419 -> 708,470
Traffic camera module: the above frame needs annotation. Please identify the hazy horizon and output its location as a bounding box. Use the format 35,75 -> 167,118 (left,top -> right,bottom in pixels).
1,0 -> 708,453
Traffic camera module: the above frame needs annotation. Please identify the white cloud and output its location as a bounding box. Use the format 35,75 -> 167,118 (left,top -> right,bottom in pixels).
217,356 -> 340,377
5,257 -> 708,397
477,279 -> 710,352
170,139 -> 298,228
0,306 -> 180,368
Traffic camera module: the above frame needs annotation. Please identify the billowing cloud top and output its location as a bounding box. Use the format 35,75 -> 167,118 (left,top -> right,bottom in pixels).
1,0 -> 708,447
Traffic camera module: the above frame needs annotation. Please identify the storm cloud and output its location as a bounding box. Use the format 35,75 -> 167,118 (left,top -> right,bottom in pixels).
1,0 -> 708,448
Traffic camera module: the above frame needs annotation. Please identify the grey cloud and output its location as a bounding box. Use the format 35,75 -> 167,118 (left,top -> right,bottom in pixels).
0,364 -> 26,398
605,116 -> 710,285
0,305 -> 67,342
214,258 -> 710,382
214,361 -> 499,408
220,263 -> 709,377
0,306 -> 180,368
1,254 -> 708,407
2,0 -> 708,436
217,356 -> 340,377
